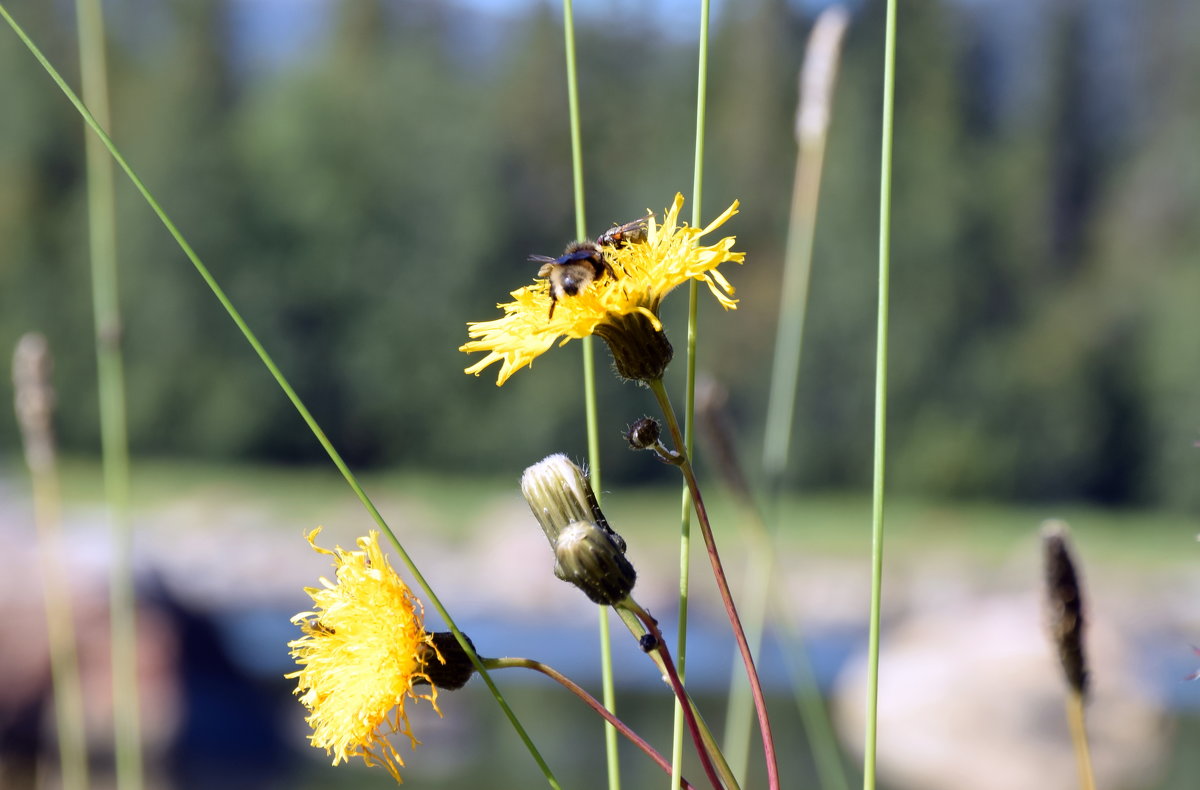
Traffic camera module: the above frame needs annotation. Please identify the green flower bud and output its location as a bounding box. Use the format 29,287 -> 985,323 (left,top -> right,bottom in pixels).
553,521 -> 637,606
521,454 -> 635,604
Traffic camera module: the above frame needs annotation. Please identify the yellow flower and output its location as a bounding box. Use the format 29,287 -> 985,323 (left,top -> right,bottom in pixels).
461,193 -> 744,385
287,528 -> 440,783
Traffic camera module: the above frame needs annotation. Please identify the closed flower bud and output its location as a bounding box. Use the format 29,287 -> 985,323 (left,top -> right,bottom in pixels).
521,453 -> 597,545
593,312 -> 674,383
553,521 -> 637,606
624,417 -> 662,450
417,632 -> 478,691
521,454 -> 635,604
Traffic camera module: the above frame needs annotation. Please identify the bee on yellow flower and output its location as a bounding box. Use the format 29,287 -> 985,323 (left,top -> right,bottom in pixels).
461,194 -> 744,385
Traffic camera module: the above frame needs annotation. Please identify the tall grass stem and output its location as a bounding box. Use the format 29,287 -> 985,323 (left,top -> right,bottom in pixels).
13,335 -> 89,790
673,0 -> 712,784
560,1 -> 620,784
762,7 -> 849,490
0,8 -> 560,786
73,1 -> 142,786
726,9 -> 851,789
1066,692 -> 1097,790
864,0 -> 898,787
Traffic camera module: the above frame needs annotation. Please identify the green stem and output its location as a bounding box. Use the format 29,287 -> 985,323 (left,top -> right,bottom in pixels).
14,335 -> 89,790
485,656 -> 694,789
560,1 -> 619,785
864,0 -> 897,788
28,462 -> 90,790
649,380 -> 779,790
0,8 -> 560,787
676,0 -> 711,782
73,1 -> 141,787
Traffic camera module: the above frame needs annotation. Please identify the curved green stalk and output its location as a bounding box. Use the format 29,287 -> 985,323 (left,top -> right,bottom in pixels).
864,0 -> 898,787
674,0 -> 711,785
0,8 -> 560,787
73,2 -> 141,787
560,1 -> 620,785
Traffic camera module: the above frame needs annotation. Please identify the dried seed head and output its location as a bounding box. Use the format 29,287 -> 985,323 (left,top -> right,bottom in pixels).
1042,520 -> 1088,698
12,333 -> 56,472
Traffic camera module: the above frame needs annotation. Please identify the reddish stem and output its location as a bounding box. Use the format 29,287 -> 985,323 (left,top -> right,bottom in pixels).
650,379 -> 780,790
627,607 -> 726,790
491,656 -> 697,790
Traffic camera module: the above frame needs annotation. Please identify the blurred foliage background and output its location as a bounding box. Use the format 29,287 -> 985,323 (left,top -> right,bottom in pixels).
1,0 -> 1197,509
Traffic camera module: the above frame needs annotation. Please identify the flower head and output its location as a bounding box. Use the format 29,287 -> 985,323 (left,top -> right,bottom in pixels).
461,194 -> 743,385
288,528 -> 440,783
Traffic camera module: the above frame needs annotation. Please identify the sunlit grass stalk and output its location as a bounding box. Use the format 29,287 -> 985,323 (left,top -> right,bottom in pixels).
724,9 -> 851,790
72,1 -> 142,786
673,0 -> 712,784
560,1 -> 621,785
1065,693 -> 1097,790
649,379 -> 780,789
13,335 -> 89,790
0,8 -> 561,787
864,0 -> 898,787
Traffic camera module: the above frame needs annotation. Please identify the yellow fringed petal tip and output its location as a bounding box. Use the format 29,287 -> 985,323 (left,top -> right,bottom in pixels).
460,193 -> 744,385
287,528 -> 440,783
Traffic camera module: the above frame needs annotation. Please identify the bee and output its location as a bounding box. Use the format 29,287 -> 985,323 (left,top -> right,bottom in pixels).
530,241 -> 613,319
530,214 -> 652,319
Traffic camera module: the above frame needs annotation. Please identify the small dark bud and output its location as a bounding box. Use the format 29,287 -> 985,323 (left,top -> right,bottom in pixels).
416,631 -> 478,691
639,633 -> 658,653
625,417 -> 662,450
1042,520 -> 1088,698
